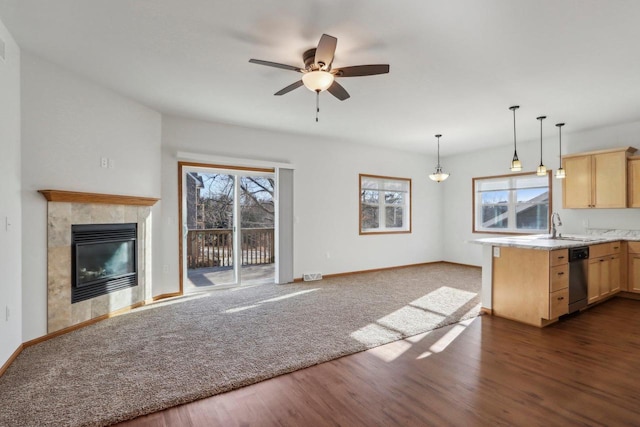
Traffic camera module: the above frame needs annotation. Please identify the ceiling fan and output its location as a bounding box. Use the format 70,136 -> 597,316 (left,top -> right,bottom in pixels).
249,34 -> 390,121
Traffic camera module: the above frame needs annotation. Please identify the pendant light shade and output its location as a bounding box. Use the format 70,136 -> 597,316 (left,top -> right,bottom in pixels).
429,134 -> 449,183
509,106 -> 522,171
536,115 -> 547,176
555,123 -> 566,179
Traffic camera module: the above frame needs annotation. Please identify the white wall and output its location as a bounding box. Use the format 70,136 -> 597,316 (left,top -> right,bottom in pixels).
443,120 -> 640,267
20,52 -> 162,341
0,18 -> 22,367
160,116 -> 443,291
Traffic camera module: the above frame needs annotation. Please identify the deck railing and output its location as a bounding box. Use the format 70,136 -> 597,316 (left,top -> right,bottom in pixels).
186,228 -> 275,269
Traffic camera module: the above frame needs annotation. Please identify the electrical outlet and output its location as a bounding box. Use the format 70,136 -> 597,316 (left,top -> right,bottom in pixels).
108,158 -> 114,169
100,157 -> 108,168
493,247 -> 501,258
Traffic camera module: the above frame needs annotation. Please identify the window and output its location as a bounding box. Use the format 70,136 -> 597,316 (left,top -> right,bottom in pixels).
473,171 -> 551,234
360,174 -> 411,234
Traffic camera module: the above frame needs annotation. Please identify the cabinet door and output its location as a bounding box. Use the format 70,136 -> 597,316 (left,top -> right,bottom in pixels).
600,257 -> 612,297
629,159 -> 640,208
610,255 -> 621,293
563,156 -> 592,208
629,254 -> 640,293
588,259 -> 602,303
593,152 -> 627,208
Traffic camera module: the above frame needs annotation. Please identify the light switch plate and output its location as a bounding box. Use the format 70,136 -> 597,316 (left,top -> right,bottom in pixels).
493,247 -> 500,258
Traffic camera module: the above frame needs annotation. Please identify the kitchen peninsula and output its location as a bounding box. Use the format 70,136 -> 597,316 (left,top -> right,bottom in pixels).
473,234 -> 640,327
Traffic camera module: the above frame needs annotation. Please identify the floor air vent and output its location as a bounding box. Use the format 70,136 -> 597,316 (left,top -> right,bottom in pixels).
303,273 -> 323,282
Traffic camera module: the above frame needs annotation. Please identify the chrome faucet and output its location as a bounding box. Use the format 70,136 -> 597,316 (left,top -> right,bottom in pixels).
551,212 -> 563,239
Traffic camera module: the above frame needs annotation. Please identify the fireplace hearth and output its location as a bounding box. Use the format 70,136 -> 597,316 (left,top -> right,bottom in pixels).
72,223 -> 138,303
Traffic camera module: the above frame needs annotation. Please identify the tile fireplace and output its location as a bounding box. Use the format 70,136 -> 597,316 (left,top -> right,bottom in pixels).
39,190 -> 159,333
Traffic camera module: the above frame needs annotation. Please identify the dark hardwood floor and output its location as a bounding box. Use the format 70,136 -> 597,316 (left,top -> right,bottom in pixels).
117,297 -> 640,426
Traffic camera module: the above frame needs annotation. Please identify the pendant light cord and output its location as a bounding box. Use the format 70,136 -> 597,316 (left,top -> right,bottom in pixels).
510,106 -> 520,160
436,134 -> 441,168
513,109 -> 517,153
540,118 -> 543,165
556,123 -> 565,168
537,115 -> 546,166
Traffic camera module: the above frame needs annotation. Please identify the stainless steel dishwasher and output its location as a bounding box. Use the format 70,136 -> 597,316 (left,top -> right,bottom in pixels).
568,246 -> 589,313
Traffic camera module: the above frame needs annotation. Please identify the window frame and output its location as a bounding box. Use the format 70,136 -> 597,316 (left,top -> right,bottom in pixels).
472,171 -> 552,235
359,173 -> 412,235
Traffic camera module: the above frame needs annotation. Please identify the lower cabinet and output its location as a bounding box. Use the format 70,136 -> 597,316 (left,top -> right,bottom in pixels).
588,242 -> 621,303
492,246 -> 568,327
628,242 -> 640,293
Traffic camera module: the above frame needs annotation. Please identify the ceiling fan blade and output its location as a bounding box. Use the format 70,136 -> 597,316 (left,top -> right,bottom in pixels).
315,34 -> 337,69
274,80 -> 304,96
333,64 -> 390,77
249,59 -> 303,72
327,81 -> 350,101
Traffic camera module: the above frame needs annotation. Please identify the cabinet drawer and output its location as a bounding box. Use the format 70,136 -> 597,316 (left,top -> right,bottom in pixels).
550,264 -> 569,292
550,249 -> 568,266
610,241 -> 622,254
590,243 -> 615,258
549,288 -> 569,319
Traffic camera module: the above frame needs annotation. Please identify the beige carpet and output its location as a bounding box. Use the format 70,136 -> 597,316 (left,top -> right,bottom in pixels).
0,263 -> 481,427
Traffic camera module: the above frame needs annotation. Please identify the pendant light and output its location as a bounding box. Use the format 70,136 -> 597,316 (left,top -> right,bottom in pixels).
429,134 -> 449,182
555,123 -> 566,179
509,106 -> 522,171
536,115 -> 547,176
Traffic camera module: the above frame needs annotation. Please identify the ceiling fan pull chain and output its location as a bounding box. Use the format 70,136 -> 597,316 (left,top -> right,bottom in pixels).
316,90 -> 320,122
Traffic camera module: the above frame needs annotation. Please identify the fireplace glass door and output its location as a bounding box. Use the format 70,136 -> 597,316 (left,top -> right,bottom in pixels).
71,222 -> 138,303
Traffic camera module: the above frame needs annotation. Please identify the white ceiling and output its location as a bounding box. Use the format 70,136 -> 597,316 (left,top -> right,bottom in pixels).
1,0 -> 640,155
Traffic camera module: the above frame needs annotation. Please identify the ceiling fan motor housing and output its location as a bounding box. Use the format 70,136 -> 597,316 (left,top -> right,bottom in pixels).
303,48 -> 319,70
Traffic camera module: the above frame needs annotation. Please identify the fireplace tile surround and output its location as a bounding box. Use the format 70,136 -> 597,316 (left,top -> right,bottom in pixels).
41,191 -> 159,333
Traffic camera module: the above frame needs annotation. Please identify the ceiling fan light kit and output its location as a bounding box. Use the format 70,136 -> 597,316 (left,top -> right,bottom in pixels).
249,33 -> 390,121
302,70 -> 334,92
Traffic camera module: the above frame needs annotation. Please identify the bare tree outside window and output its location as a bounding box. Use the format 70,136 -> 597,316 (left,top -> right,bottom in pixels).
185,172 -> 275,270
359,174 -> 411,234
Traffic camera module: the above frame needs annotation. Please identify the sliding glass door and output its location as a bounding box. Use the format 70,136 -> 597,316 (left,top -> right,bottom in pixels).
180,164 -> 275,292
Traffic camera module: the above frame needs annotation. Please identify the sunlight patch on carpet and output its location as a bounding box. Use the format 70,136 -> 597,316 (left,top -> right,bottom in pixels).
350,323 -> 403,346
410,286 -> 477,316
223,288 -> 319,313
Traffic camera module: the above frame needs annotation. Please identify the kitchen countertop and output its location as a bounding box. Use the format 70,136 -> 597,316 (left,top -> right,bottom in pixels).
471,234 -> 640,250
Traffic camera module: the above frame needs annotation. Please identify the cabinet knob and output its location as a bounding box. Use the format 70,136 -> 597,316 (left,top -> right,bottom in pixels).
558,296 -> 564,300
558,272 -> 565,276
558,256 -> 565,259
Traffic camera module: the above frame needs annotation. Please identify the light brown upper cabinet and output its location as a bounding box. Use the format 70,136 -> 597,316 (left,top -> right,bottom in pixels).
562,147 -> 637,208
627,156 -> 640,208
